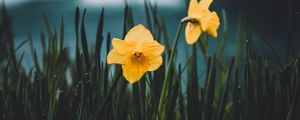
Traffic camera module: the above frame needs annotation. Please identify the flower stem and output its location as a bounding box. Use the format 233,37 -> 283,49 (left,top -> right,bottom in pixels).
158,22 -> 183,118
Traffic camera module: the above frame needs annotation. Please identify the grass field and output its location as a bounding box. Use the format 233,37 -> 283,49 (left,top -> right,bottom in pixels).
0,0 -> 299,120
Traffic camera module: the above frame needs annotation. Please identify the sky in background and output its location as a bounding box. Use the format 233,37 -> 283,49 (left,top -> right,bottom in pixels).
3,0 -> 182,7
1,0 -> 300,76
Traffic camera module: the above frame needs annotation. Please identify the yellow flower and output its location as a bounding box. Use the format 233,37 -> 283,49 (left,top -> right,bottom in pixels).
183,0 -> 220,44
107,24 -> 165,84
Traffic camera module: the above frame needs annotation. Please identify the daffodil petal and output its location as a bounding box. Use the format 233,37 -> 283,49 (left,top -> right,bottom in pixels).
199,0 -> 213,10
199,10 -> 211,31
148,56 -> 163,71
142,40 -> 165,56
185,22 -> 202,44
207,11 -> 220,37
124,24 -> 154,43
107,49 -> 126,64
188,0 -> 201,18
112,38 -> 133,55
122,65 -> 145,84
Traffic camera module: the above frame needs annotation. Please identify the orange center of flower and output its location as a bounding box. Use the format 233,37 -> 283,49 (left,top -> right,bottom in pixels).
134,52 -> 143,61
127,52 -> 151,73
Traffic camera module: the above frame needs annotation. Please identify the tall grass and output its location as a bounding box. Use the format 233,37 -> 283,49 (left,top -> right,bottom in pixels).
0,1 -> 300,120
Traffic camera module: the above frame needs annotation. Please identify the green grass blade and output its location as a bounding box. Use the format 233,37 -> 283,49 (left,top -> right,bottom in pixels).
158,23 -> 183,119
60,16 -> 65,51
132,83 -> 142,120
95,8 -> 104,64
28,33 -> 41,73
216,57 -> 235,120
205,67 -> 216,120
232,67 -> 241,120
97,68 -> 122,118
80,9 -> 91,70
15,39 -> 28,52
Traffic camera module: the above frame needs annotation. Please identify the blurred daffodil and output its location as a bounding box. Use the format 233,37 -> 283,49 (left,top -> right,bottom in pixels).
107,24 -> 165,84
182,0 -> 220,44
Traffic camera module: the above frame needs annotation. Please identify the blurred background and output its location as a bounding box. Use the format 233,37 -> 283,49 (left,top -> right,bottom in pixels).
2,0 -> 300,68
1,1 -> 300,119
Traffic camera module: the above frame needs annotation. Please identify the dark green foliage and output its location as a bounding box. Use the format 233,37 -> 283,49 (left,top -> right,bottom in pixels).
0,1 -> 299,120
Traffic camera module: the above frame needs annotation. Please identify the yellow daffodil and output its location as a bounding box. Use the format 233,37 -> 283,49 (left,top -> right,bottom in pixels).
107,24 -> 165,84
182,0 -> 220,44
